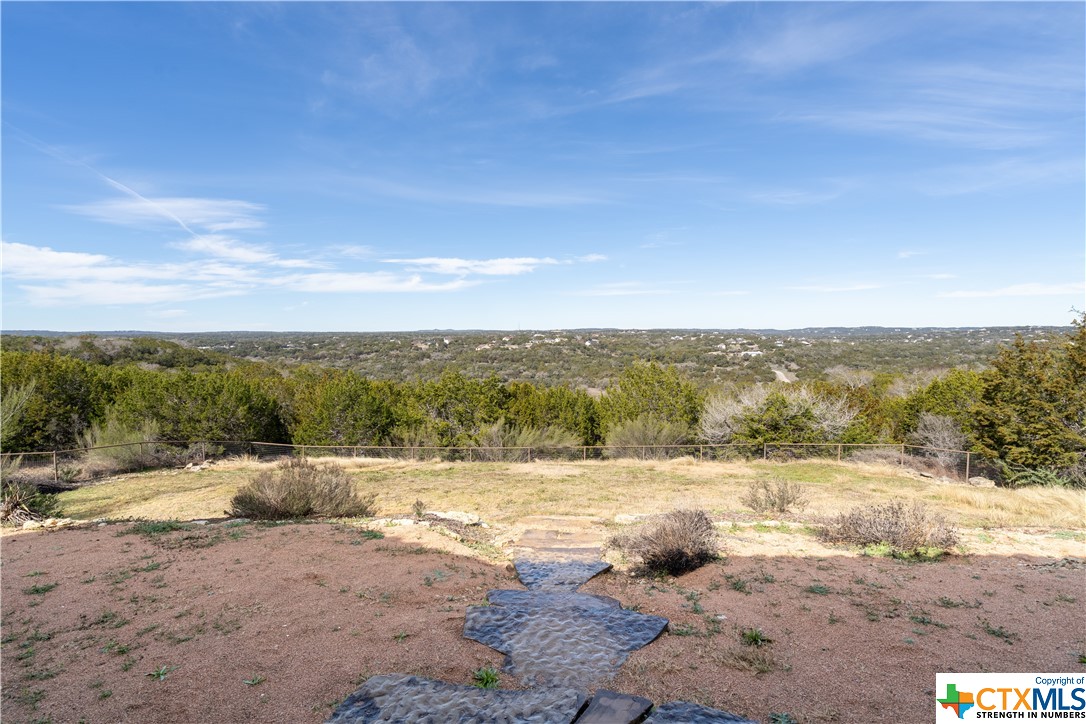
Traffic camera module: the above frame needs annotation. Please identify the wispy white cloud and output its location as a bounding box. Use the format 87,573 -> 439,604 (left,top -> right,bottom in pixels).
19,281 -> 232,307
939,282 -> 1084,299
923,273 -> 957,280
384,257 -> 561,276
65,197 -> 266,232
788,283 -> 883,293
897,250 -> 925,259
576,254 -> 607,263
739,14 -> 892,74
570,282 -> 673,297
348,175 -> 608,208
334,245 -> 377,259
917,156 -> 1084,196
280,272 -> 475,294
147,309 -> 188,319
746,183 -> 849,206
2,241 -> 585,307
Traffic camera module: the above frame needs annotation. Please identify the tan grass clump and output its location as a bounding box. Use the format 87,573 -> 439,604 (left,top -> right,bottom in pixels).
611,508 -> 719,575
819,501 -> 957,557
229,458 -> 376,520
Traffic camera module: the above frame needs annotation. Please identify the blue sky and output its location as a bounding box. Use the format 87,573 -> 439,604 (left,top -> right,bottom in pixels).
2,2 -> 1083,331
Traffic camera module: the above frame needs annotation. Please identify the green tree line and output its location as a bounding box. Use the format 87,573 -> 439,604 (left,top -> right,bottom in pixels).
2,320 -> 1082,484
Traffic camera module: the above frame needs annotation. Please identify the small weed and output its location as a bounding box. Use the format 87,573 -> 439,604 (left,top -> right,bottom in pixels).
23,668 -> 61,681
472,666 -> 499,689
137,624 -> 161,637
136,561 -> 162,572
357,529 -> 384,540
98,690 -> 113,700
741,627 -> 772,647
27,630 -> 52,642
909,613 -> 948,629
146,665 -> 177,681
936,596 -> 981,609
16,688 -> 46,709
393,630 -> 409,642
24,571 -> 45,578
670,623 -> 699,637
828,612 -> 842,624
728,577 -> 751,595
23,583 -> 58,596
980,619 -> 1018,644
101,640 -> 132,655
81,610 -> 129,630
121,657 -> 137,672
1056,593 -> 1077,604
243,675 -> 266,686
16,644 -> 36,662
804,584 -> 830,595
1078,653 -> 1086,665
769,715 -> 798,724
123,521 -> 192,537
412,499 -> 426,519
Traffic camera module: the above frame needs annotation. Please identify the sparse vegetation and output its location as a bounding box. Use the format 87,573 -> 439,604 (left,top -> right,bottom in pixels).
471,666 -> 499,689
740,627 -> 772,647
610,508 -> 719,575
1,481 -> 61,525
229,458 -> 377,520
741,479 -> 809,515
819,501 -> 958,558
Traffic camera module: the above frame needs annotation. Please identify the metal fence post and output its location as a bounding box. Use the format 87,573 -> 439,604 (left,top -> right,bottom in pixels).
140,442 -> 146,470
762,442 -> 767,460
965,452 -> 971,481
699,445 -> 704,462
467,448 -> 472,462
899,443 -> 905,466
53,451 -> 59,483
200,441 -> 206,463
528,447 -> 532,463
837,444 -> 842,462
583,446 -> 587,461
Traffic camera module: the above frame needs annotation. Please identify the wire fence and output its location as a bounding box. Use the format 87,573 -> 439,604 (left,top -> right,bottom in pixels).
0,439 -> 999,487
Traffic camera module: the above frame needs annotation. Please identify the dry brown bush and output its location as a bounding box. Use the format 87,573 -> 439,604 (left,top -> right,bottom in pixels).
741,479 -> 809,514
230,458 -> 377,520
819,501 -> 958,557
610,508 -> 719,575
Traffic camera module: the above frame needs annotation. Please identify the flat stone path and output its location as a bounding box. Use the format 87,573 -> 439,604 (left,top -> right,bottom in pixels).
328,517 -> 753,723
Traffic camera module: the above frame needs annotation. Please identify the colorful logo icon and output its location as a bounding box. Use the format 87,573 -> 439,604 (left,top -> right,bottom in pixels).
938,683 -> 976,719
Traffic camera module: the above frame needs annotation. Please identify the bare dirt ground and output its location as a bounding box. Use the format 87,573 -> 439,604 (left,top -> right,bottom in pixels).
2,516 -> 1083,724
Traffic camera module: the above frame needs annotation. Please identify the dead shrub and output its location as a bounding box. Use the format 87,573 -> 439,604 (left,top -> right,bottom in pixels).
819,501 -> 958,558
229,458 -> 376,520
610,509 -> 719,575
741,480 -> 809,515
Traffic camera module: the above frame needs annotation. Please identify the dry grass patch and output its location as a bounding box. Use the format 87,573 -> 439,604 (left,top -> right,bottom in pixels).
819,501 -> 958,558
230,459 -> 377,520
610,509 -> 720,575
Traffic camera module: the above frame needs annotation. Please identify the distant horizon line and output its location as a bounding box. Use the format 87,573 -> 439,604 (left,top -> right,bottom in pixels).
1,324 -> 1073,336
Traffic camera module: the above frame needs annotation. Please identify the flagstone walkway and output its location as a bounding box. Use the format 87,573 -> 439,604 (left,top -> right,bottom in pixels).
328,518 -> 753,723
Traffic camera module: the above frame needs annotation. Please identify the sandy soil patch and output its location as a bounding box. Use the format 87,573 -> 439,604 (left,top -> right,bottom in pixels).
2,518 -> 1082,723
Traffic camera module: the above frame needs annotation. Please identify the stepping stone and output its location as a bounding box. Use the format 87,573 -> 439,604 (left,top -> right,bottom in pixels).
513,558 -> 612,591
464,590 -> 668,688
644,702 -> 757,723
326,674 -> 587,724
575,689 -> 653,723
487,589 -> 623,610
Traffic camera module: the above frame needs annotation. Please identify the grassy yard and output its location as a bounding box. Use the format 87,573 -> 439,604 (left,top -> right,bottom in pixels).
55,457 -> 1086,531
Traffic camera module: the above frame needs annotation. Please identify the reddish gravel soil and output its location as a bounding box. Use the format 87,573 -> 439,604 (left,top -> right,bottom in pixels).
1,520 -> 1083,723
